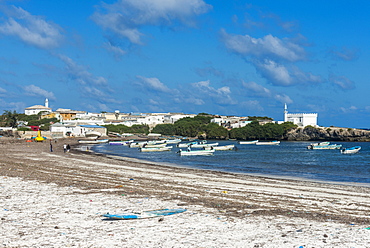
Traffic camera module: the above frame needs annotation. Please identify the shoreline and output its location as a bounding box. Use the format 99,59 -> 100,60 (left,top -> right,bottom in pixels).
86,141 -> 370,189
1,138 -> 370,247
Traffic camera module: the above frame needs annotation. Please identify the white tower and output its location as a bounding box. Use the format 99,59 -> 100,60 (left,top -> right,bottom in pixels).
45,98 -> 49,108
284,103 -> 288,122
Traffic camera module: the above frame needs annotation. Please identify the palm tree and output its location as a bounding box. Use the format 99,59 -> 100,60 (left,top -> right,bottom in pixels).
2,110 -> 18,128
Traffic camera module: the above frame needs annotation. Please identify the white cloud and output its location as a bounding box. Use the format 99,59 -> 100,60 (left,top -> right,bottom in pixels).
0,87 -> 6,93
220,29 -> 305,62
82,86 -> 107,98
242,81 -> 271,97
329,47 -> 359,61
136,75 -> 172,93
274,94 -> 293,104
103,41 -> 126,59
92,0 -> 212,44
220,29 -> 323,87
329,74 -> 355,90
191,80 -> 236,105
148,99 -> 160,105
254,59 -> 323,86
0,6 -> 63,49
23,85 -> 56,100
242,80 -> 293,104
340,106 -> 357,113
193,80 -> 230,95
58,55 -> 108,86
255,59 -> 292,86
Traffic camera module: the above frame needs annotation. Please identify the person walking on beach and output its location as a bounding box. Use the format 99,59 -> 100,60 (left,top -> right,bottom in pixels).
50,141 -> 53,152
66,144 -> 70,152
63,144 -> 67,153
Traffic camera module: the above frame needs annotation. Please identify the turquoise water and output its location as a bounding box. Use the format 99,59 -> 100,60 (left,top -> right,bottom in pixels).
92,141 -> 370,185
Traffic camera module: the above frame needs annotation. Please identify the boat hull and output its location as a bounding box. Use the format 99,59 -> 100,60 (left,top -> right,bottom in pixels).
239,140 -> 258,144
190,142 -> 219,148
78,139 -> 109,144
256,141 -> 280,145
140,146 -> 173,152
340,146 -> 361,154
179,150 -> 215,156
204,145 -> 235,151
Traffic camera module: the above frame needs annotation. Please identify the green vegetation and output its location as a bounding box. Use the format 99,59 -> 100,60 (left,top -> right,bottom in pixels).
229,121 -> 297,140
151,124 -> 176,135
203,122 -> 228,139
150,114 -> 228,139
247,116 -> 273,121
17,127 -> 32,131
0,110 -> 18,128
2,110 -> 298,140
172,115 -> 213,137
0,111 -> 58,130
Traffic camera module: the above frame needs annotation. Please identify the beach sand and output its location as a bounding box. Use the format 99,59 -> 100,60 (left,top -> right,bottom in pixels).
1,139 -> 370,247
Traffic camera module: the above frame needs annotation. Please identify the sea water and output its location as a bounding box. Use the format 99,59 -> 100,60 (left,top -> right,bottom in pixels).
92,141 -> 370,186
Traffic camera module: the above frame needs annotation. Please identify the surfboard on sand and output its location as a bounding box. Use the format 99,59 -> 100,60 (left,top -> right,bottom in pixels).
102,208 -> 187,220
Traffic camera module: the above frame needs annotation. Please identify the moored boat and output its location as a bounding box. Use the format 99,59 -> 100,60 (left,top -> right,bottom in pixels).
142,143 -> 167,148
204,144 -> 235,151
129,141 -> 157,148
78,139 -> 109,144
178,149 -> 215,156
84,131 -> 102,139
307,142 -> 342,150
256,141 -> 280,145
190,140 -> 219,148
164,139 -> 182,144
340,146 -> 361,154
239,140 -> 258,145
177,141 -> 198,147
109,140 -> 134,145
140,146 -> 173,152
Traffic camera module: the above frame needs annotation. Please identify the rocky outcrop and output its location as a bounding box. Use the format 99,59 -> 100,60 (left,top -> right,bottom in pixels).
284,126 -> 370,141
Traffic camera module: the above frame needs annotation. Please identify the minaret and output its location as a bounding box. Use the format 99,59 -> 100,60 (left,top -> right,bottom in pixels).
45,98 -> 49,108
284,103 -> 288,122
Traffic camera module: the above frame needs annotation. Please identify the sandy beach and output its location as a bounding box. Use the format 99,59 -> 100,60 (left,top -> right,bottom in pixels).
1,139 -> 370,247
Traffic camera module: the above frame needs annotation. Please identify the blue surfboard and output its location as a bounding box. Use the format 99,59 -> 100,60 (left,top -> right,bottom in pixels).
102,208 -> 187,220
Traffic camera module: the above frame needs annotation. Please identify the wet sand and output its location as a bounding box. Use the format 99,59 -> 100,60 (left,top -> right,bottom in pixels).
1,138 -> 370,247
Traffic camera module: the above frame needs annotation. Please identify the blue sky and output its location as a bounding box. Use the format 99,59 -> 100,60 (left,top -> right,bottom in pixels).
0,0 -> 369,128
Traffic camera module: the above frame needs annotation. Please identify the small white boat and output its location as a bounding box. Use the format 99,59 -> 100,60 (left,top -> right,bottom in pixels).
143,143 -> 167,148
129,141 -> 155,148
164,139 -> 182,144
190,141 -> 219,148
239,140 -> 258,145
178,149 -> 215,156
78,139 -> 109,144
84,131 -> 102,139
256,141 -> 280,145
177,141 -> 198,147
109,140 -> 133,145
340,146 -> 361,154
307,142 -> 342,150
204,145 -> 235,151
309,141 -> 330,147
140,146 -> 173,152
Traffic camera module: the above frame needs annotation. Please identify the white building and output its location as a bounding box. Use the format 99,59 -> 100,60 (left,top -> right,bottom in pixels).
25,99 -> 52,115
163,113 -> 196,124
49,123 -> 107,138
284,104 -> 318,127
211,116 -> 251,129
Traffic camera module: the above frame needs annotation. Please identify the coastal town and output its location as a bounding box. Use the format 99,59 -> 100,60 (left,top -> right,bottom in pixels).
1,98 -> 320,139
